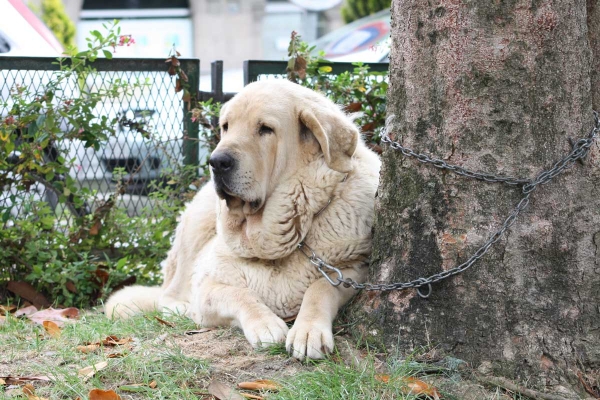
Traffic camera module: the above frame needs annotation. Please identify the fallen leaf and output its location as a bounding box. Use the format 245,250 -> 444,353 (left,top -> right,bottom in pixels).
6,282 -> 50,308
0,305 -> 16,315
23,383 -> 49,400
65,281 -> 77,293
0,376 -> 51,385
78,361 -> 108,381
208,379 -> 244,400
107,352 -> 125,358
375,375 -> 441,399
14,305 -> 38,317
403,377 -> 441,398
237,380 -> 279,391
76,344 -> 100,354
88,389 -> 121,400
28,308 -> 79,327
101,335 -> 132,346
240,394 -> 264,400
375,374 -> 390,383
42,321 -> 61,338
184,328 -> 214,335
153,316 -> 175,328
0,378 -> 4,385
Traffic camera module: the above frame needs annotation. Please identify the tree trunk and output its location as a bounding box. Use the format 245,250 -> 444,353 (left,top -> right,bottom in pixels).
351,0 -> 600,395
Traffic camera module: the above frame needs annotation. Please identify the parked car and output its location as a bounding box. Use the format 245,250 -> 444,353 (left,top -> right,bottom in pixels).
311,9 -> 391,62
0,0 -> 63,57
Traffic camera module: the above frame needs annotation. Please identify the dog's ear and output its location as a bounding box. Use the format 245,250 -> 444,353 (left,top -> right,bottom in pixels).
299,107 -> 359,173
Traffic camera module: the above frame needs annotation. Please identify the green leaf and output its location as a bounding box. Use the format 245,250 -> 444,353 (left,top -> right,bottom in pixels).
102,50 -> 113,59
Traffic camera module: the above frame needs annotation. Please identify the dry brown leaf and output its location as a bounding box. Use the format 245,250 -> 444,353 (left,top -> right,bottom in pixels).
76,344 -> 100,354
14,305 -> 38,317
403,377 -> 441,398
208,379 -> 244,400
0,305 -> 16,315
148,380 -> 157,389
88,388 -> 121,400
101,336 -> 132,346
6,281 -> 50,308
375,375 -> 441,399
107,352 -> 125,358
29,308 -> 79,327
345,102 -> 363,113
78,361 -> 108,381
240,393 -> 264,400
0,376 -> 51,385
153,316 -> 175,328
0,377 -> 5,385
22,383 -> 49,400
237,380 -> 279,391
65,281 -> 77,294
43,321 -> 61,338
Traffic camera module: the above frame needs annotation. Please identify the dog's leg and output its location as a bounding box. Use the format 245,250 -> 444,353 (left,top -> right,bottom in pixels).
286,267 -> 366,360
160,182 -> 218,316
190,277 -> 289,348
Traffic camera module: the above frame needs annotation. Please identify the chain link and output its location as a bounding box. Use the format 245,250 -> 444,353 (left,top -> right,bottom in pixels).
298,112 -> 600,296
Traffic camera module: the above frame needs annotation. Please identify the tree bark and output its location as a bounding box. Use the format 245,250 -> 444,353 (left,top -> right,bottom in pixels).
351,0 -> 600,395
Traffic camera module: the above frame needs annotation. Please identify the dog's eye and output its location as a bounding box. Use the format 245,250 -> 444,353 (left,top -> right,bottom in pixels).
259,124 -> 274,136
222,122 -> 228,132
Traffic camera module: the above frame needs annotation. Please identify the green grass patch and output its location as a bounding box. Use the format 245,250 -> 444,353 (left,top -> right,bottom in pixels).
0,310 -> 208,399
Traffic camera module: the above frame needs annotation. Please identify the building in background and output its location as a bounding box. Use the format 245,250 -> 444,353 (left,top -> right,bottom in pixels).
52,0 -> 342,68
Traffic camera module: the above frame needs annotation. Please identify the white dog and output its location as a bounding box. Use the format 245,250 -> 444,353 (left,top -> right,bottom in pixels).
105,79 -> 381,360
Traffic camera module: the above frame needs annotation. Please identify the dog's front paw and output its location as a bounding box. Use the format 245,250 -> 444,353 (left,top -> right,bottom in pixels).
242,314 -> 289,349
286,319 -> 334,360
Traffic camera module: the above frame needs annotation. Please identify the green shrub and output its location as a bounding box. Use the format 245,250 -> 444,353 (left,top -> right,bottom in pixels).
0,22 -> 197,307
341,0 -> 391,24
41,0 -> 77,49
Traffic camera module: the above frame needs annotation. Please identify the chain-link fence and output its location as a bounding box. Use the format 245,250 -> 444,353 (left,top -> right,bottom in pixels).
1,57 -> 388,226
0,57 -> 201,225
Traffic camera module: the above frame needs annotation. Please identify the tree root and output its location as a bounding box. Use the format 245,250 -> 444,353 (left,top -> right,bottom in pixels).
473,374 -> 572,400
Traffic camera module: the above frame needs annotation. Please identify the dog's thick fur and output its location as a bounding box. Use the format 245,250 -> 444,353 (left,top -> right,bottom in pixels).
105,80 -> 381,360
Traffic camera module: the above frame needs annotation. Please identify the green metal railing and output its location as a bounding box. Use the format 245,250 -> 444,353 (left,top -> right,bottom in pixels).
243,60 -> 389,85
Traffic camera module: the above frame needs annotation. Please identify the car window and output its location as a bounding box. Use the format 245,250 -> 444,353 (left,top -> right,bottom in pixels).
0,33 -> 11,54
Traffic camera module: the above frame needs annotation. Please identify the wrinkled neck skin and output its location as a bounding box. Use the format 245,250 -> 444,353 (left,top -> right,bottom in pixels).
216,156 -> 346,260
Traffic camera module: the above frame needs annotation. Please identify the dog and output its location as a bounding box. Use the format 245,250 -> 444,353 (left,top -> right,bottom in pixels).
105,79 -> 381,360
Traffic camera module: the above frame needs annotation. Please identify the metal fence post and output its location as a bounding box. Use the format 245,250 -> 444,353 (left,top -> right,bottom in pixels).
182,59 -> 201,170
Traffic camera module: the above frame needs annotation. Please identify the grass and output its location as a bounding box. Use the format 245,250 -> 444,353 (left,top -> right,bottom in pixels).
0,308 -> 532,400
0,310 -> 209,399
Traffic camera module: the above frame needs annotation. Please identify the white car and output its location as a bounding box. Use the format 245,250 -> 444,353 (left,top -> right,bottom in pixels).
311,9 -> 391,63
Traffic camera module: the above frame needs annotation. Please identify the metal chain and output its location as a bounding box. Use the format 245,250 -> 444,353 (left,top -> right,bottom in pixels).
298,111 -> 600,297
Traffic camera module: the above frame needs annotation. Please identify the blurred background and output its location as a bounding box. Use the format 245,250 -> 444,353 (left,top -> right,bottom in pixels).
1,0 -> 391,91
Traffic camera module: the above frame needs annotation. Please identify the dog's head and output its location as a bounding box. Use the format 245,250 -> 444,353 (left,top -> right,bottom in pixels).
209,79 -> 359,215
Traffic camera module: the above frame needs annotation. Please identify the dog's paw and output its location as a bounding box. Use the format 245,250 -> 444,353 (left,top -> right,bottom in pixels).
286,320 -> 334,360
243,314 -> 289,349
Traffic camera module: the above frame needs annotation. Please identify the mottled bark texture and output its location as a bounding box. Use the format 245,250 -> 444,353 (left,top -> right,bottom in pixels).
350,0 -> 600,394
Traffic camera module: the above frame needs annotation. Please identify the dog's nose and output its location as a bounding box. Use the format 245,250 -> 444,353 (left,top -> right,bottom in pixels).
209,152 -> 235,174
